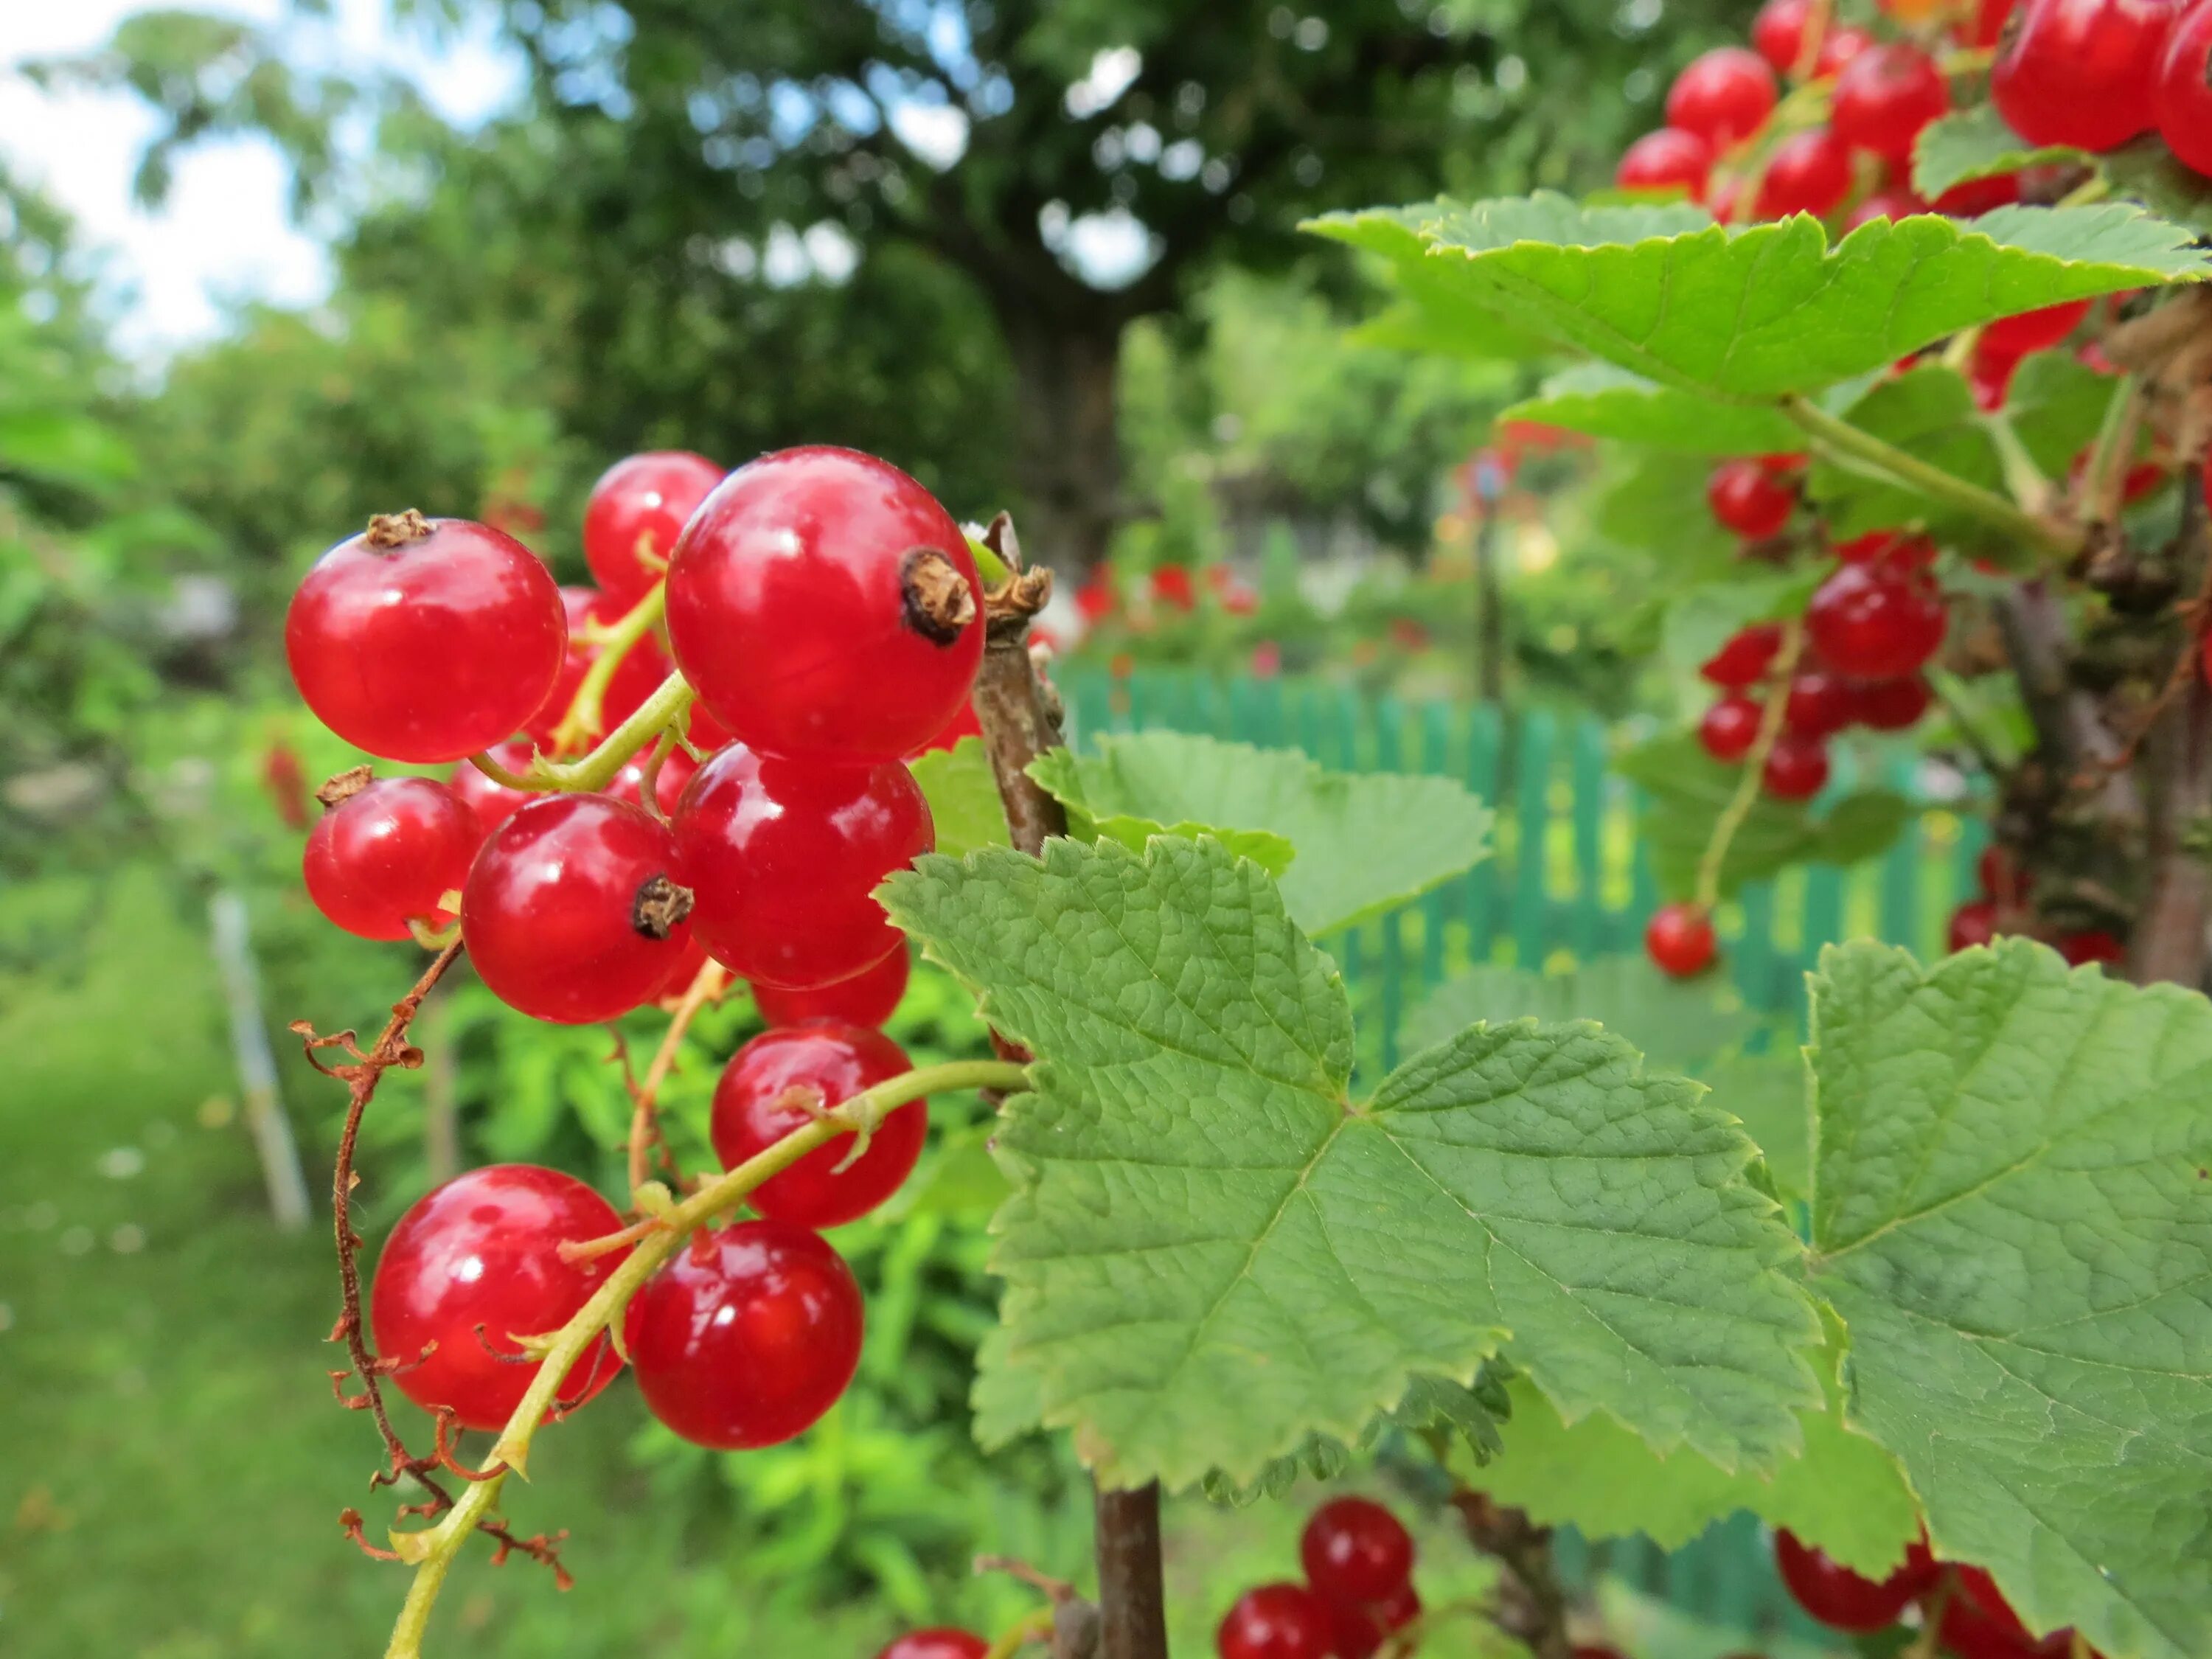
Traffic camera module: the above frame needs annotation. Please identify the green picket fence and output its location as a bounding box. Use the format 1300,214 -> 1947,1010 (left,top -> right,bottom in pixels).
1064,664 -> 1979,1651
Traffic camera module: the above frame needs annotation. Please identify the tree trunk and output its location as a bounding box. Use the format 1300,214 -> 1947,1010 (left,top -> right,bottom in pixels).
998,305 -> 1124,573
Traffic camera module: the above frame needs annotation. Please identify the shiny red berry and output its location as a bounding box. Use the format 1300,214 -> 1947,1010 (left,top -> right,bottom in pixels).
1708,459 -> 1798,538
1785,672 -> 1854,740
1846,188 -> 1931,229
1806,563 -> 1948,679
449,741 -> 535,841
908,700 -> 984,758
627,1220 -> 863,1449
671,742 -> 932,991
1949,897 -> 2001,951
285,515 -> 566,764
1701,622 -> 1783,687
1618,128 -> 1714,197
1753,0 -> 1817,72
1667,48 -> 1779,149
369,1164 -> 629,1431
1814,24 -> 1877,74
875,1633 -> 988,1659
1756,128 -> 1855,218
1993,0 -> 2181,152
1217,1583 -> 1335,1659
1837,530 -> 1937,569
582,451 -> 723,603
1646,902 -> 1718,976
1983,299 -> 2093,358
1763,734 -> 1832,799
2062,928 -> 2126,966
1301,1497 -> 1415,1604
1850,675 -> 1933,731
526,586 -> 672,753
2156,2 -> 2212,174
1773,1530 -> 1924,1632
1935,171 -> 2025,216
303,777 -> 476,940
462,793 -> 695,1023
752,948 -> 911,1029
664,445 -> 985,764
709,1022 -> 925,1228
1832,44 -> 1951,165
1700,695 -> 1764,762
1964,0 -> 2022,44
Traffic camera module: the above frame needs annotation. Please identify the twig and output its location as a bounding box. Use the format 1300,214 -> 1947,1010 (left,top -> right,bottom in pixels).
551,581 -> 667,754
1449,1488 -> 1572,1659
2128,474 -> 2212,987
1694,620 -> 1804,911
622,958 -> 730,1196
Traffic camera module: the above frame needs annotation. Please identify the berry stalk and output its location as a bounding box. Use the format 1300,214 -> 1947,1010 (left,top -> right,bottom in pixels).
469,668 -> 695,796
1696,620 -> 1806,911
550,579 -> 669,754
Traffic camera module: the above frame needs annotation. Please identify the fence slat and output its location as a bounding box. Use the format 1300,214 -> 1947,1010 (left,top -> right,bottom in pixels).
1512,709 -> 1555,970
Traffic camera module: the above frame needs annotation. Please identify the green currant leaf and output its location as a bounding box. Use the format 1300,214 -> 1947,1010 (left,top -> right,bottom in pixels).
1314,201 -> 1568,361
1808,939 -> 2212,1659
1912,105 -> 2087,199
2104,141 -> 2212,235
1402,957 -> 1764,1072
906,736 -> 1011,860
1498,364 -> 1806,454
884,836 -> 1821,1492
1026,732 -> 1492,936
1593,450 -> 1742,579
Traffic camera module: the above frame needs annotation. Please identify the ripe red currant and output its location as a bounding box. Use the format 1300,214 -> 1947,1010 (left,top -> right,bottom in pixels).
1845,188 -> 1931,229
1983,299 -> 2093,359
2062,928 -> 2126,966
1992,0 -> 2180,152
1949,897 -> 2001,951
2156,1 -> 2212,176
1701,622 -> 1783,687
709,1022 -> 925,1228
752,947 -> 911,1029
582,451 -> 723,603
1814,24 -> 1877,74
1773,1530 -> 1933,1632
1646,902 -> 1718,977
1301,1497 -> 1415,1604
303,776 -> 476,940
1708,459 -> 1799,538
1753,0 -> 1816,72
369,1164 -> 629,1430
1217,1583 -> 1335,1659
664,445 -> 985,764
1617,128 -> 1714,198
1940,1566 -> 2083,1659
285,514 -> 566,764
1785,673 -> 1854,740
1762,733 -> 1832,800
1836,530 -> 1936,568
1978,844 -> 2034,901
1700,695 -> 1764,762
1849,675 -> 1933,731
1935,172 -> 2025,216
1756,127 -> 1855,219
1831,43 -> 1951,165
1667,48 -> 1779,150
908,700 -> 984,758
627,1219 -> 864,1449
875,1634 -> 987,1659
671,742 -> 933,990
1964,0 -> 2022,44
462,793 -> 695,1023
526,587 -> 672,753
1806,563 -> 1948,679
449,741 -> 536,841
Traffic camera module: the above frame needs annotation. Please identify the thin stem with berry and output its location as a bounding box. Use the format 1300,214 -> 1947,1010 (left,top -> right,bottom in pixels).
469,669 -> 695,796
551,580 -> 668,754
627,956 -> 729,1195
1696,620 -> 1805,911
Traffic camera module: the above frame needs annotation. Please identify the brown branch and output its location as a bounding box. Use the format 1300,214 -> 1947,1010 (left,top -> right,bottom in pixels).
1449,1489 -> 1573,1659
1991,581 -> 2141,830
2129,474 -> 2212,987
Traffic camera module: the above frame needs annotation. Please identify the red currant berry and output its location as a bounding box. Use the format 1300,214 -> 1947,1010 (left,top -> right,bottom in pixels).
2156,1 -> 2212,175
1217,1583 -> 1335,1659
1950,897 -> 2002,951
908,700 -> 984,758
1321,1597 -> 1384,1659
1646,902 -> 1718,977
1935,171 -> 2025,216
1983,299 -> 2093,359
709,1022 -> 925,1227
671,742 -> 932,991
303,776 -> 476,941
875,1632 -> 987,1659
369,1164 -> 629,1430
1667,48 -> 1779,149
449,741 -> 535,841
1979,844 -> 2034,901
1992,0 -> 2180,152
1836,530 -> 1938,569
1785,672 -> 1854,740
1964,0 -> 2022,44
1617,128 -> 1714,198
1773,1529 -> 1921,1632
1301,1497 -> 1415,1604
1850,674 -> 1933,731
1152,564 -> 1197,611
1806,563 -> 1948,679
1753,0 -> 1817,72
1845,188 -> 1931,229
1831,43 -> 1951,165
1700,695 -> 1764,762
1571,1648 -> 1631,1659
664,445 -> 985,764
462,794 -> 695,1024
1371,1582 -> 1420,1635
1701,622 -> 1784,687
1763,734 -> 1832,800
628,1220 -> 863,1449
1814,24 -> 1877,75
604,746 -> 698,818
654,934 -> 714,999
753,947 -> 911,1029
526,587 -> 672,753
285,514 -> 566,765
2062,928 -> 2126,967
582,451 -> 723,602
1708,459 -> 1799,538
1756,127 -> 1855,219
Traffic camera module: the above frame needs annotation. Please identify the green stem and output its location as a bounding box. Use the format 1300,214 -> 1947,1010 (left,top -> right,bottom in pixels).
1695,621 -> 1804,912
380,1057 -> 1029,1659
1778,394 -> 2081,558
552,582 -> 668,754
467,671 -> 695,797
2080,372 -> 2144,527
981,1609 -> 1056,1659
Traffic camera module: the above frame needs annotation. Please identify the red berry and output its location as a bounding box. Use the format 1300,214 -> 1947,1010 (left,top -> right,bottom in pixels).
1371,1582 -> 1420,1635
1851,674 -> 1933,731
1301,1497 -> 1415,1604
876,1635 -> 988,1659
1753,0 -> 1817,72
369,1164 -> 629,1431
1763,734 -> 1832,799
752,948 -> 911,1029
654,933 -> 714,999
1756,128 -> 1855,219
462,793 -> 695,1023
1992,0 -> 2182,152
1837,530 -> 1938,570
2155,1 -> 2212,176
671,742 -> 932,992
1667,48 -> 1779,150
604,746 -> 698,818
1983,299 -> 2093,358
1935,172 -> 2025,216
1806,563 -> 1948,679
1708,459 -> 1799,538
1814,24 -> 1877,74
1964,0 -> 2022,44
1321,1597 -> 1385,1659
2062,928 -> 2126,966
303,777 -> 476,940
527,587 -> 672,754
1773,1530 -> 1924,1632
1217,1583 -> 1335,1659
1152,565 -> 1197,611
1646,902 -> 1718,976
664,445 -> 985,765
1831,44 -> 1951,165
582,451 -> 723,603
1846,188 -> 1931,229
1617,128 -> 1714,198
908,700 -> 984,758
1950,897 -> 2001,950
1785,672 -> 1854,740
285,515 -> 566,764
1972,341 -> 2025,411
1701,622 -> 1784,687
449,741 -> 535,841
1571,1649 -> 1631,1659
627,1220 -> 863,1449
709,1022 -> 925,1227
1979,844 -> 2034,901
1700,695 -> 1765,762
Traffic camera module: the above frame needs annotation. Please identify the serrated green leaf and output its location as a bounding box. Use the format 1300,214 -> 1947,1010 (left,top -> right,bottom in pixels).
1307,202 -> 1564,361
2105,140 -> 2212,235
1593,450 -> 1742,577
1913,105 -> 2087,198
970,1321 -> 1046,1453
1028,733 -> 1492,936
906,736 -> 1010,860
1812,790 -> 1919,869
1499,364 -> 1805,454
1808,366 -> 2011,543
2007,348 -> 2128,476
885,836 -> 1820,1491
1393,1368 -> 1512,1466
1807,939 -> 2212,1659
1402,958 -> 1762,1071
1085,814 -> 1296,877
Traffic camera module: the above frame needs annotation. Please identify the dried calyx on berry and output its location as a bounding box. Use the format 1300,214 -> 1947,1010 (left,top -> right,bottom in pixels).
630,873 -> 695,940
900,546 -> 980,644
364,508 -> 434,549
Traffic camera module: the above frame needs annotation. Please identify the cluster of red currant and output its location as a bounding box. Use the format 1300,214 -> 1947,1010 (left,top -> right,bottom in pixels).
1619,0 -> 2211,223
1214,1498 -> 1422,1659
1773,1528 -> 2107,1658
1944,845 -> 2126,965
288,445 -> 988,1454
